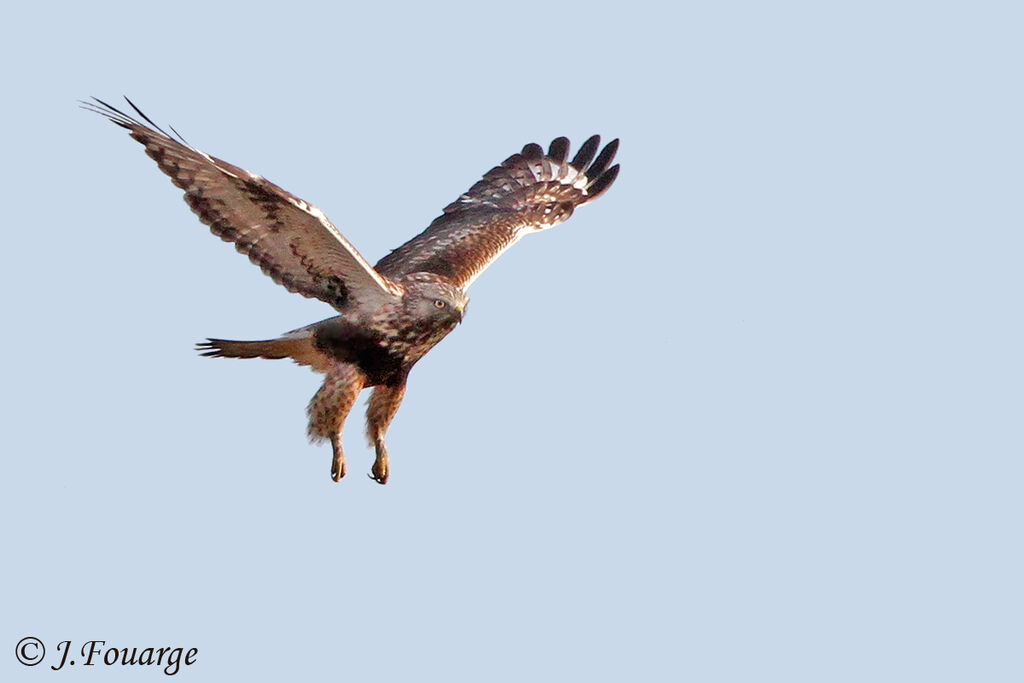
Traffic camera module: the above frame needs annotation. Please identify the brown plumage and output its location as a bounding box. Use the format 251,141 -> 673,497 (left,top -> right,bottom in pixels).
85,97 -> 619,484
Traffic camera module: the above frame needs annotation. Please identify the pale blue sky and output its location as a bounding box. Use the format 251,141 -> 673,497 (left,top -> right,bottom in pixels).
3,1 -> 1022,681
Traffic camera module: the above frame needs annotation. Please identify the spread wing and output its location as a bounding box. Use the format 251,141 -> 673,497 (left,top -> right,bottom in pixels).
84,97 -> 402,310
374,136 -> 619,290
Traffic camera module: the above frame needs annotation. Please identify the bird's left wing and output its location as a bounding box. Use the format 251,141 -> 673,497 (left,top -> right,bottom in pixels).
374,136 -> 619,290
84,98 -> 402,310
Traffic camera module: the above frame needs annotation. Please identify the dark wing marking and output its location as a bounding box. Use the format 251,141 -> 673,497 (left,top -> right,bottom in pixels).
83,97 -> 402,310
374,135 -> 619,290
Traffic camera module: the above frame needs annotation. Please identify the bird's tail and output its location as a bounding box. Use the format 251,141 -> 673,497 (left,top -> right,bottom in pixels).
197,329 -> 330,372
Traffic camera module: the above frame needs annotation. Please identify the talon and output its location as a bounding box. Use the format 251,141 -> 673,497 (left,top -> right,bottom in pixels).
331,453 -> 346,482
370,459 -> 389,485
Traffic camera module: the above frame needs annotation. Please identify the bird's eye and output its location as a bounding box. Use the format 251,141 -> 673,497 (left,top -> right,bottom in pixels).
433,299 -> 446,309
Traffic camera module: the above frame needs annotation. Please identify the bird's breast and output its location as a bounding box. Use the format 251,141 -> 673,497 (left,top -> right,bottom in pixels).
311,316 -> 457,386
313,322 -> 404,386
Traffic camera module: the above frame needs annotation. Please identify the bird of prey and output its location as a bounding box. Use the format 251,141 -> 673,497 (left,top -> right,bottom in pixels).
85,97 -> 619,484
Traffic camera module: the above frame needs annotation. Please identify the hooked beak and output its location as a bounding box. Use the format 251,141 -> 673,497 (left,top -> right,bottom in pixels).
455,304 -> 466,322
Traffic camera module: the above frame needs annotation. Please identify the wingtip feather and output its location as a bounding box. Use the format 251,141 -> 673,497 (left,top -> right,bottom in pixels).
586,164 -> 620,201
570,135 -> 600,171
587,139 -> 619,179
548,137 -> 570,163
521,142 -> 544,159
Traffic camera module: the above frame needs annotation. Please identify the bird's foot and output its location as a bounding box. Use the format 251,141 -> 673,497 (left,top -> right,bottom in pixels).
331,452 -> 346,482
369,453 -> 389,485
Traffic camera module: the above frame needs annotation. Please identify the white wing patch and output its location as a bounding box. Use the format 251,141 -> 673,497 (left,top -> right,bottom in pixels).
455,153 -> 594,208
525,158 -> 590,191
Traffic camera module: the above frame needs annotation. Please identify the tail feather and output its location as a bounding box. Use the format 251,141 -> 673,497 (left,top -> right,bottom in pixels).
197,333 -> 331,372
198,338 -> 290,359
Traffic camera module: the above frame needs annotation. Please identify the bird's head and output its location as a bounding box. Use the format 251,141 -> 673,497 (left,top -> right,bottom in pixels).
403,276 -> 469,325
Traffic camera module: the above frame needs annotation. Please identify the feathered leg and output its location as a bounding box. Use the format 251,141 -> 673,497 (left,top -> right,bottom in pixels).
365,382 -> 407,485
307,364 -> 365,482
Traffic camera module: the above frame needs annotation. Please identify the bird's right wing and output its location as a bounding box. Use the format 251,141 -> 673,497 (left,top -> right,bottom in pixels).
374,135 -> 619,291
84,98 -> 402,310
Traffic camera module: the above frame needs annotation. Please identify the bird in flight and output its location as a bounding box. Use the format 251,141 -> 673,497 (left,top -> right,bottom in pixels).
84,97 -> 619,484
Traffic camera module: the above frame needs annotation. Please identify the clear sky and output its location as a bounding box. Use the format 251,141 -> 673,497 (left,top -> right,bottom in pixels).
3,1 -> 1021,681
